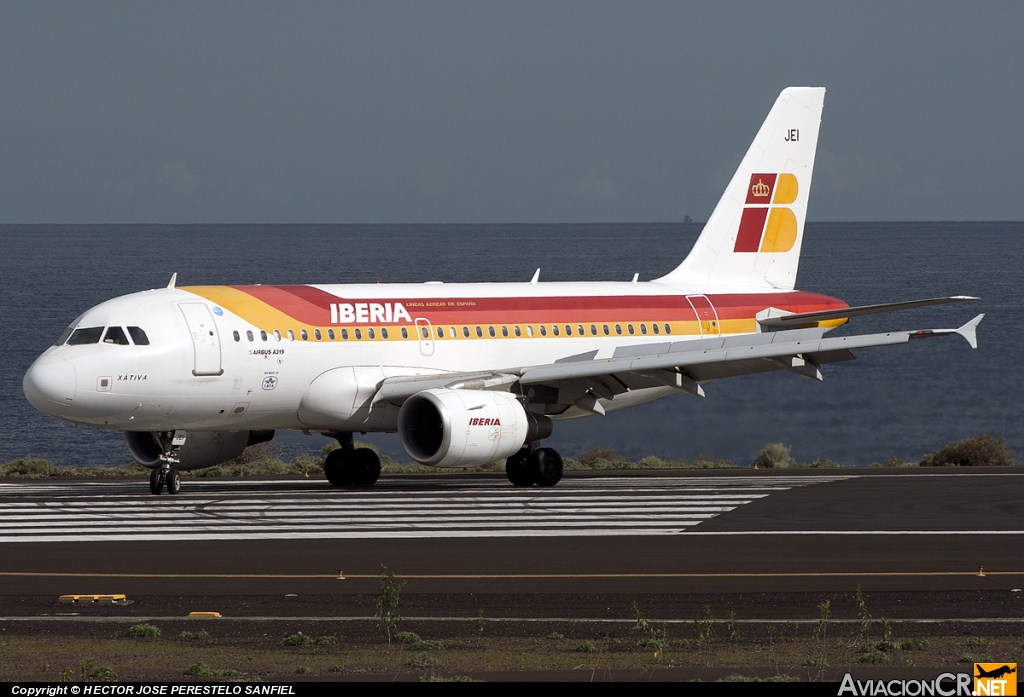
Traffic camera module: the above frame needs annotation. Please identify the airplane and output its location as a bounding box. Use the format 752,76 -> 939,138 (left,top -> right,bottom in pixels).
22,86 -> 983,496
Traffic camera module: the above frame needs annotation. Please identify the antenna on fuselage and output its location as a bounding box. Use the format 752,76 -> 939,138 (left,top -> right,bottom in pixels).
530,269 -> 540,284
631,273 -> 639,283
167,272 -> 177,288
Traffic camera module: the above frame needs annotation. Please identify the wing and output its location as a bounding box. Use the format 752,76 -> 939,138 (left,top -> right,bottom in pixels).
372,314 -> 984,416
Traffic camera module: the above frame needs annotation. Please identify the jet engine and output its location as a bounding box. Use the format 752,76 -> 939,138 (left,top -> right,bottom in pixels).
398,388 -> 551,467
124,430 -> 274,470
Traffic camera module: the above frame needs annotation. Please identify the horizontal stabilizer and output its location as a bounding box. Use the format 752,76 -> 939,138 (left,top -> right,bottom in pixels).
757,296 -> 979,329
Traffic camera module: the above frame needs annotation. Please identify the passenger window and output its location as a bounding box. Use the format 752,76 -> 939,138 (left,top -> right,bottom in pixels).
449,326 -> 456,338
127,326 -> 150,345
475,326 -> 482,338
260,330 -> 268,341
328,329 -> 335,340
652,323 -> 660,335
577,324 -> 585,336
590,324 -> 597,336
602,324 -> 610,336
300,329 -> 309,341
539,325 -> 547,336
526,325 -> 535,337
287,330 -> 295,341
103,326 -> 130,345
437,327 -> 445,338
313,328 -> 322,341
274,329 -> 282,341
233,331 -> 241,342
342,328 -> 349,340
640,324 -> 647,335
355,328 -> 362,340
514,326 -> 522,337
488,326 -> 496,337
565,325 -> 572,336
422,326 -> 430,339
247,330 -> 255,341
462,326 -> 470,338
368,328 -> 375,339
552,325 -> 559,336
401,327 -> 408,339
664,323 -> 672,334
627,324 -> 635,335
501,326 -> 509,337
381,327 -> 389,339
615,324 -> 622,335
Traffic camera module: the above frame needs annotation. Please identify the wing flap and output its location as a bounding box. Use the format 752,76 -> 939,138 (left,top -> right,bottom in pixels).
756,295 -> 979,329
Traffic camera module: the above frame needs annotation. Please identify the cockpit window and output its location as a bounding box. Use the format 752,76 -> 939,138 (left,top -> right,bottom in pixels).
54,326 -> 76,346
127,326 -> 150,345
67,327 -> 104,345
103,326 -> 130,345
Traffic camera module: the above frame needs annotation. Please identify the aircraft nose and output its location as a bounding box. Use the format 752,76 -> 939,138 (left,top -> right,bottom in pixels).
23,354 -> 77,415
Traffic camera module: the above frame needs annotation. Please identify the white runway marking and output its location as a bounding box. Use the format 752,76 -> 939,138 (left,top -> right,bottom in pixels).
0,476 -> 850,542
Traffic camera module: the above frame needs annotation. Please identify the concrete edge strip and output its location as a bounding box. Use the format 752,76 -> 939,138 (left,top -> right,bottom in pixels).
1,616 -> 1022,624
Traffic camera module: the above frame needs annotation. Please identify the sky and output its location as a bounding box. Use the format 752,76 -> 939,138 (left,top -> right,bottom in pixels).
1,2 -> 1022,224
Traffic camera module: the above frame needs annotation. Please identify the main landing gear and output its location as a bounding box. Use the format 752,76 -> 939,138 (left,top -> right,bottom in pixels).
149,464 -> 180,496
323,433 -> 381,487
505,446 -> 563,487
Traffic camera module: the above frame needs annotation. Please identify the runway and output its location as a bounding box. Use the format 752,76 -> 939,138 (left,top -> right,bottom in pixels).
1,470 -> 1022,598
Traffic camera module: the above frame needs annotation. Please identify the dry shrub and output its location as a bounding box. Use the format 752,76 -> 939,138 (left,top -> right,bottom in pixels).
919,435 -> 1014,467
754,443 -> 795,469
577,447 -> 621,467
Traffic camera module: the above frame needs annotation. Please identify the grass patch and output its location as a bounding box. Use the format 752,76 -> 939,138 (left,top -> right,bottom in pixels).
184,662 -> 240,678
125,624 -> 161,638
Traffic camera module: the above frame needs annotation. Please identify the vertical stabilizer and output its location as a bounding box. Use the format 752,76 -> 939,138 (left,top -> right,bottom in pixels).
655,87 -> 825,291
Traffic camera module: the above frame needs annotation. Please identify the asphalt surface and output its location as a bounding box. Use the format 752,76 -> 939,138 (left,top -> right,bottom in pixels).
1,469 -> 1022,614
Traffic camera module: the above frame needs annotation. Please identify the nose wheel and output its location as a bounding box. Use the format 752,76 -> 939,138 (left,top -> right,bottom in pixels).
148,464 -> 181,495
149,468 -> 163,495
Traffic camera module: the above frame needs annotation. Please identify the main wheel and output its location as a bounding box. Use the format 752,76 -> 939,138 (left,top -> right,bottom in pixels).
351,448 -> 381,486
323,448 -> 350,486
149,468 -> 163,495
166,467 -> 181,495
505,449 -> 533,487
532,447 -> 563,487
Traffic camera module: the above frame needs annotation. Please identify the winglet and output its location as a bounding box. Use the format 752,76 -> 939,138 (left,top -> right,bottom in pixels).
167,272 -> 177,289
956,313 -> 984,349
530,269 -> 540,284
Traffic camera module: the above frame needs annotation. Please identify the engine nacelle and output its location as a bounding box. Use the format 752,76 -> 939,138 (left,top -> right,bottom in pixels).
398,388 -> 552,468
124,430 -> 272,471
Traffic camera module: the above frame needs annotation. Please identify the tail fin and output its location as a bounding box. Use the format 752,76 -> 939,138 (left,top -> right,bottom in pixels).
655,87 -> 825,291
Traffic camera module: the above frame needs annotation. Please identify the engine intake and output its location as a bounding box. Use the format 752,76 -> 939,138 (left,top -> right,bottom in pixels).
124,430 -> 271,471
398,388 -> 551,467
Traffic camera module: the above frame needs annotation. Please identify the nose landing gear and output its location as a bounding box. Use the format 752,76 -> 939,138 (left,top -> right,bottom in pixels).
149,463 -> 181,496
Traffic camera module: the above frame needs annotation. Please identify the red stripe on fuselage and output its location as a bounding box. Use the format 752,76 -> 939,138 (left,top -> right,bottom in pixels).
228,286 -> 846,326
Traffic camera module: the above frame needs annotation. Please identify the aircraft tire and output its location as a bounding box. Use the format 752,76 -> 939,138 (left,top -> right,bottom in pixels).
533,447 -> 563,487
323,449 -> 348,487
166,467 -> 181,495
351,448 -> 381,486
505,449 -> 533,487
149,468 -> 163,495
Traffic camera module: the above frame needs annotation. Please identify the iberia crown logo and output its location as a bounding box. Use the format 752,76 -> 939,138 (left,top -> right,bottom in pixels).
733,173 -> 800,254
751,179 -> 771,197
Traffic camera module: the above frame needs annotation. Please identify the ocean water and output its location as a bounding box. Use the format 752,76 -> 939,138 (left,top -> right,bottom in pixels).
1,222 -> 1020,467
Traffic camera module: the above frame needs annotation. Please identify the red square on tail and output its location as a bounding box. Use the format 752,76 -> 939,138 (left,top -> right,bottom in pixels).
745,173 -> 777,204
734,208 -> 768,252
